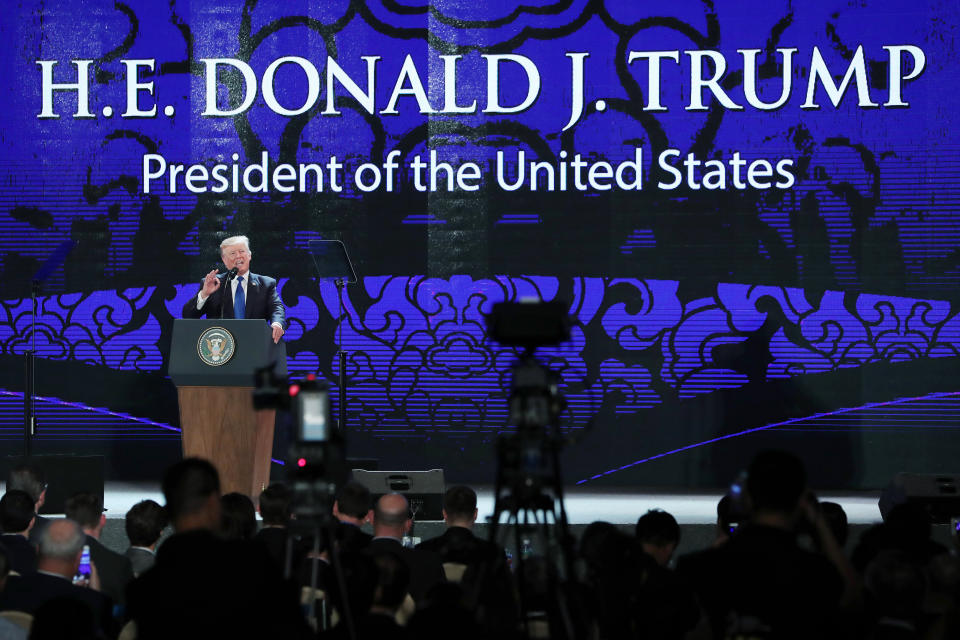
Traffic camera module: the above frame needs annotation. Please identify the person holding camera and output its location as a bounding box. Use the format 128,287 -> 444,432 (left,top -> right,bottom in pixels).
676,450 -> 858,640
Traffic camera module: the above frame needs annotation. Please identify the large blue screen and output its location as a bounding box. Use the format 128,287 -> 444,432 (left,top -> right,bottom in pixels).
1,1 -> 958,486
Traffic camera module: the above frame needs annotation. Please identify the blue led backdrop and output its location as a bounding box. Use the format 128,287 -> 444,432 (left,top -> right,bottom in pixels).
1,1 -> 958,486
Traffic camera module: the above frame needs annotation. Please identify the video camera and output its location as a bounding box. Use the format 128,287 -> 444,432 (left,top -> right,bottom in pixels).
253,367 -> 347,525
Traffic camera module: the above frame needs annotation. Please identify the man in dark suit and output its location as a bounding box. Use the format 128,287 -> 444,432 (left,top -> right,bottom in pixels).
125,458 -> 310,639
417,485 -> 518,631
333,481 -> 374,554
180,235 -> 286,343
366,493 -> 445,606
417,485 -> 505,569
123,500 -> 167,577
0,490 -> 37,575
5,463 -> 49,546
0,544 -> 26,640
0,518 -> 114,636
65,492 -> 134,607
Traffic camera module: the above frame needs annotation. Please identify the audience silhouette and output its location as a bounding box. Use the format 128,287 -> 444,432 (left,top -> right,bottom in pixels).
125,458 -> 310,639
0,491 -> 37,576
123,500 -> 166,577
0,450 -> 956,639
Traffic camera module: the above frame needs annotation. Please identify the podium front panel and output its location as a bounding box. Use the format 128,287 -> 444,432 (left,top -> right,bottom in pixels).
168,319 -> 287,387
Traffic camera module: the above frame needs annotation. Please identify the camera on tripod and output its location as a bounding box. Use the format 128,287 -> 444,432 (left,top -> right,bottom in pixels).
486,299 -> 580,640
486,300 -> 571,502
253,368 -> 347,525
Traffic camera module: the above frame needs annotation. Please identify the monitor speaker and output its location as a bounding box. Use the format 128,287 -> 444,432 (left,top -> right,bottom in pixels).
2,455 -> 105,514
879,472 -> 960,523
351,469 -> 445,521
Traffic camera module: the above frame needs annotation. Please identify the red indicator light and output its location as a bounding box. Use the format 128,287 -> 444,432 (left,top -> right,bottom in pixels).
297,458 -> 307,468
288,384 -> 300,396
306,373 -> 317,381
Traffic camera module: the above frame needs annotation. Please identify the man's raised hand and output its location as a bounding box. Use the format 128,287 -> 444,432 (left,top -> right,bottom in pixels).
201,269 -> 221,298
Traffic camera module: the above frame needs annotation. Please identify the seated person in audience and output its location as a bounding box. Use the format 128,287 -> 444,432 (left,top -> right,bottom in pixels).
125,458 -> 310,640
0,491 -> 37,575
863,550 -> 927,639
0,545 -> 28,640
406,582 -> 482,640
416,485 -> 518,630
361,551 -> 411,634
65,492 -> 134,607
123,500 -> 166,577
5,464 -> 49,546
925,552 -> 960,640
677,450 -> 855,640
332,482 -> 374,553
367,494 -> 445,606
817,501 -> 849,552
714,494 -> 738,547
255,483 -> 303,572
29,597 -> 99,640
416,485 -> 499,565
320,550 -> 404,639
637,510 -> 702,638
579,522 -> 652,639
219,492 -> 256,541
0,519 -> 114,637
635,508 -> 680,567
852,501 -> 949,574
579,521 -> 698,640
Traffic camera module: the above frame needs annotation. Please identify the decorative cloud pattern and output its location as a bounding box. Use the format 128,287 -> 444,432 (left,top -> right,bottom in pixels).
2,277 -> 956,436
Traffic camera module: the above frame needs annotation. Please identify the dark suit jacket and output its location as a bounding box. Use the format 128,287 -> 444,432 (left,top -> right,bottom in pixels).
335,522 -> 373,554
0,571 -> 114,636
254,526 -> 314,576
181,272 -> 285,327
416,527 -> 518,630
365,538 -> 445,605
27,514 -> 50,547
0,534 -> 36,575
126,530 -> 310,640
322,612 -> 408,639
87,536 -> 134,606
416,526 -> 504,567
123,547 -> 155,577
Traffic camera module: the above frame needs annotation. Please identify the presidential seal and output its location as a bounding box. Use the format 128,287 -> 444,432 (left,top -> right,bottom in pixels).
197,326 -> 236,366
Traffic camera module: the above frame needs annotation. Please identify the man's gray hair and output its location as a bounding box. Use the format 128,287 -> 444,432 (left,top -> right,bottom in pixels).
220,235 -> 251,255
39,518 -> 86,560
7,464 -> 46,503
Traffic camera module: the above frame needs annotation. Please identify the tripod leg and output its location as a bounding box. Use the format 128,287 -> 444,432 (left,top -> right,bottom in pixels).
326,520 -> 357,640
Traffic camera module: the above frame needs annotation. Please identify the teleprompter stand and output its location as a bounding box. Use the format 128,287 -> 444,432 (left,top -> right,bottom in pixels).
9,240 -> 105,515
23,240 -> 75,456
307,240 -> 358,432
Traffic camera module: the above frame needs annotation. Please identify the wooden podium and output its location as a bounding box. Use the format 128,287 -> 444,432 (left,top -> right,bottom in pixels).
169,319 -> 287,497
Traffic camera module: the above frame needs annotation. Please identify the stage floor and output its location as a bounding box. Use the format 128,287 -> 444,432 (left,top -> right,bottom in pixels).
92,482 -> 883,525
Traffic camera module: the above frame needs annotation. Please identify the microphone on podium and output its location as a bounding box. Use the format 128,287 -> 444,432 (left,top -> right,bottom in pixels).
217,267 -> 239,319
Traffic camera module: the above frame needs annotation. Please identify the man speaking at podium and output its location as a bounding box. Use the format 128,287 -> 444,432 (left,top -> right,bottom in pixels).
182,235 -> 286,343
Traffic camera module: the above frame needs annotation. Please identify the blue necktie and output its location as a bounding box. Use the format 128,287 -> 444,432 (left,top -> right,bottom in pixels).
234,276 -> 246,319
